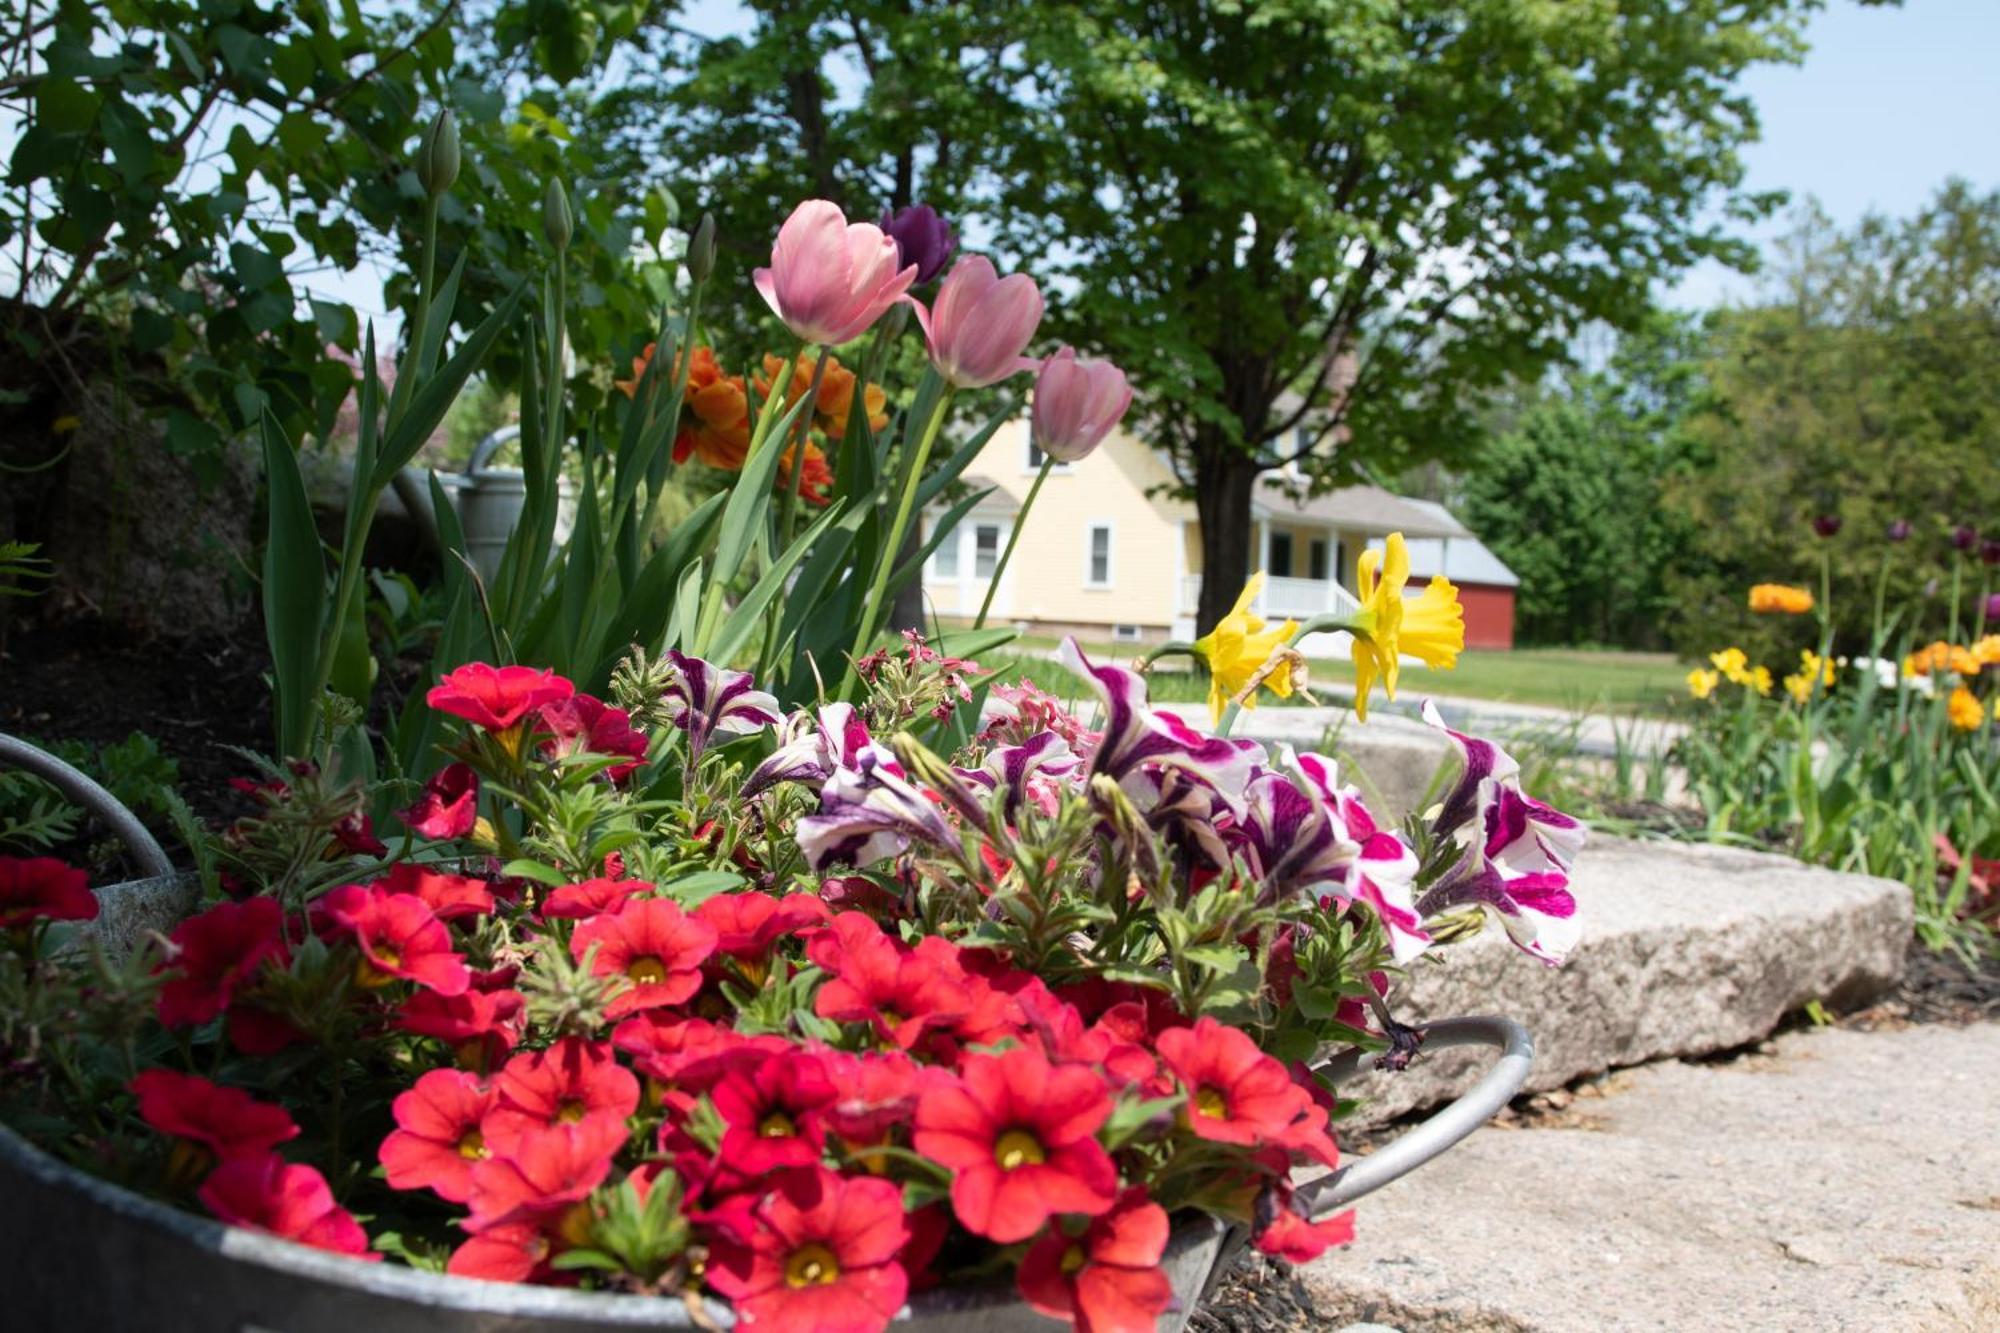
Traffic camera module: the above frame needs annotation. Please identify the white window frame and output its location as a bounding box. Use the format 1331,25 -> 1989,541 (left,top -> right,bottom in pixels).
972,521 -> 1003,580
1085,521 -> 1115,589
929,516 -> 961,579
1025,437 -> 1075,475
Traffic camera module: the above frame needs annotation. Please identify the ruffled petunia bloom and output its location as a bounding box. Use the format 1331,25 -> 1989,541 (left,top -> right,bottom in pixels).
755,200 -> 916,346
1348,533 -> 1465,720
317,883 -> 470,996
398,762 -> 480,840
0,855 -> 96,929
795,746 -> 962,872
912,1044 -> 1119,1243
743,703 -> 880,798
570,896 -> 718,1018
1155,1018 -> 1337,1166
483,1037 -> 640,1155
426,663 -> 575,736
199,1153 -> 376,1258
1192,574 -> 1300,724
538,692 -> 648,783
374,861 -> 495,922
706,1166 -> 910,1333
379,1068 -> 497,1204
1017,1187 -> 1175,1333
662,650 -> 782,761
156,897 -> 288,1029
131,1070 -> 298,1179
1059,638 -> 1264,802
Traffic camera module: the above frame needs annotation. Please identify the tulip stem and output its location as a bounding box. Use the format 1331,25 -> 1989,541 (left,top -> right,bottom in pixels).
973,456 -> 1051,630
845,386 -> 955,698
775,343 -> 828,552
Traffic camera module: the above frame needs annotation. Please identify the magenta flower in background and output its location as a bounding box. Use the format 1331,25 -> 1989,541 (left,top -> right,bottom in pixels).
1984,592 -> 2000,623
1981,538 -> 2000,567
1886,518 -> 1911,542
912,255 -> 1043,388
1951,524 -> 1978,552
879,204 -> 955,285
754,200 -> 916,346
1030,347 -> 1133,463
1810,513 -> 1842,538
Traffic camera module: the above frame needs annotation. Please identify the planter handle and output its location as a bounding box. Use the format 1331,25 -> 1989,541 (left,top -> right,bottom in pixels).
0,732 -> 173,880
1301,1014 -> 1533,1217
464,424 -> 522,479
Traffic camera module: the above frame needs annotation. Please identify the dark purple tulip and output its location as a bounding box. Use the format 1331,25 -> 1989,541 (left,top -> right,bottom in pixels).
879,204 -> 956,285
1886,518 -> 1911,542
1952,524 -> 1978,552
1811,514 -> 1842,538
1985,592 -> 2000,623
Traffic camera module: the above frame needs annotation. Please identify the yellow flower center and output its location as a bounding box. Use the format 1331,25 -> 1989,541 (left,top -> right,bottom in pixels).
166,1138 -> 215,1190
1194,1086 -> 1229,1119
627,956 -> 668,984
456,1129 -> 487,1160
354,950 -> 400,988
785,1242 -> 842,1288
1060,1243 -> 1088,1276
759,1112 -> 797,1139
556,1202 -> 595,1249
556,1098 -> 587,1124
994,1129 -> 1046,1170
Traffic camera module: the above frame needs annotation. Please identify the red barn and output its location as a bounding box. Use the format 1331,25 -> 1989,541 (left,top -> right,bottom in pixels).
1398,501 -> 1519,650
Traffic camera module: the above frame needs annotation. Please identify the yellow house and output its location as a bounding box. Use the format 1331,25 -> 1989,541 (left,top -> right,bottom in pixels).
921,418 -> 1476,645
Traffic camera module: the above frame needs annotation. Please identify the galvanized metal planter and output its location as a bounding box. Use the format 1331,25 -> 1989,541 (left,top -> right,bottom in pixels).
0,733 -> 1533,1330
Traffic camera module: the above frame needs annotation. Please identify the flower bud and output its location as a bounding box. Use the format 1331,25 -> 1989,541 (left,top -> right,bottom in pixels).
687,212 -> 716,283
542,178 -> 573,252
417,109 -> 459,198
1886,518 -> 1911,542
1951,524 -> 1978,552
1810,514 -> 1841,538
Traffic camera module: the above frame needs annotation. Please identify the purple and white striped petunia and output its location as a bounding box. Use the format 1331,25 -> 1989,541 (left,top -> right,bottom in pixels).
956,730 -> 1083,815
1420,700 -> 1522,841
742,703 -> 880,798
1484,784 -> 1586,875
662,651 -> 782,760
1059,637 -> 1263,801
795,746 -> 961,872
1417,852 -> 1580,966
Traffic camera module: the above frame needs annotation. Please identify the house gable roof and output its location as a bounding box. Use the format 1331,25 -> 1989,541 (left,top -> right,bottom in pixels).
1252,479 -> 1470,539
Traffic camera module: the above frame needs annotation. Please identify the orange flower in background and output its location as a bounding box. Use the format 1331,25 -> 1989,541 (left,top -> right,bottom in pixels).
613,342 -> 656,399
1946,685 -> 1986,732
1748,583 -> 1815,615
1905,640 -> 1981,678
1974,634 -> 2000,668
777,440 -> 834,507
673,347 -> 753,471
757,352 -> 889,441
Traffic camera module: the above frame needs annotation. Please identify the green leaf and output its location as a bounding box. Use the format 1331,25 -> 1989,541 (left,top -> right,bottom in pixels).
661,870 -> 745,906
500,858 -> 568,887
34,80 -> 99,134
707,392 -> 815,590
707,499 -> 849,665
260,414 -> 327,758
375,281 -> 528,489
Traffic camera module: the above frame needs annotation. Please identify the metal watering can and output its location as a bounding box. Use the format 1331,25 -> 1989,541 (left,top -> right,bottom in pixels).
449,425 -> 575,585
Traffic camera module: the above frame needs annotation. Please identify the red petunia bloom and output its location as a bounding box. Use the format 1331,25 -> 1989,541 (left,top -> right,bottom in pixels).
570,897 -> 717,1018
131,1070 -> 298,1176
1017,1187 -> 1175,1333
711,1050 -> 840,1176
397,983 -> 526,1072
465,1114 -> 627,1232
698,891 -> 830,965
374,861 -> 495,921
811,915 -> 967,1050
198,1153 -> 376,1259
539,692 -> 648,782
912,1044 -> 1119,1243
399,763 -> 480,840
157,897 -> 288,1029
611,1015 -> 788,1095
1154,1017 -> 1337,1165
0,855 -> 96,929
817,1049 -> 923,1157
427,663 -> 575,734
483,1037 -> 639,1154
317,883 -> 469,996
539,875 -> 651,921
707,1167 -> 910,1333
379,1068 -> 497,1204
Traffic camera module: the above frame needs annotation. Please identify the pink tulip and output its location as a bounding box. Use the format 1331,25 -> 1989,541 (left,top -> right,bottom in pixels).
911,255 -> 1043,389
754,200 -> 917,345
1030,347 -> 1132,462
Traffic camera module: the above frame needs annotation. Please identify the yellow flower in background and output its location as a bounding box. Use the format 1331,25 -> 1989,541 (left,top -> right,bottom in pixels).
1191,572 -> 1299,724
1783,648 -> 1837,705
1348,533 -> 1465,721
1947,685 -> 1985,732
1709,647 -> 1748,681
1748,583 -> 1815,615
1781,671 -> 1813,705
1687,668 -> 1720,700
1974,634 -> 2000,668
1748,666 -> 1774,697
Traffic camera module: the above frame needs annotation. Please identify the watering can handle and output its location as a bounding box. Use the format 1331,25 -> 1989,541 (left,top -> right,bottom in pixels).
464,424 -> 523,479
0,733 -> 173,880
1301,1014 -> 1533,1216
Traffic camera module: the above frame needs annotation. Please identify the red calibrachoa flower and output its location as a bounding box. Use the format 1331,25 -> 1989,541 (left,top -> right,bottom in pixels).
817,1049 -> 923,1164
379,1068 -> 498,1204
375,861 -> 495,921
1251,1163 -> 1356,1263
711,1050 -> 840,1175
1017,1187 -> 1175,1333
317,883 -> 469,996
131,1071 -> 298,1180
397,982 -> 526,1071
912,1044 -> 1119,1243
811,914 -> 968,1050
483,1037 -> 639,1153
0,855 -> 96,929
156,897 -> 287,1028
707,1167 -> 910,1333
427,663 -> 575,735
570,897 -> 717,1018
539,692 -> 648,782
612,1015 -> 787,1097
399,762 -> 481,840
198,1153 -> 376,1259
697,890 -> 830,981
1155,1017 -> 1337,1165
539,875 -> 651,921
465,1114 -> 627,1232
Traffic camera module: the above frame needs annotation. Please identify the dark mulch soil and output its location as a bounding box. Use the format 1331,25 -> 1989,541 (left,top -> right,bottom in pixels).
1187,1253 -> 1339,1333
1838,938 -> 2000,1029
1,615 -> 272,870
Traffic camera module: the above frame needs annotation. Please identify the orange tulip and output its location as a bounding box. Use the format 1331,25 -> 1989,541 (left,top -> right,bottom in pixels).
758,352 -> 889,441
672,347 -> 753,471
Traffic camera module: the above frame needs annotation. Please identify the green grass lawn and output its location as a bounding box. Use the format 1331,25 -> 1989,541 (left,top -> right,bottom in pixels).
974,644 -> 1684,717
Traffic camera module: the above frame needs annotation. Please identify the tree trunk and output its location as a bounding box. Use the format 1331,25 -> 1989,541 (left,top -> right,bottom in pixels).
1193,442 -> 1262,636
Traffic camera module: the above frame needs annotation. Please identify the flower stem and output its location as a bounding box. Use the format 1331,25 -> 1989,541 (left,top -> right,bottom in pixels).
844,387 -> 955,698
973,457 -> 1051,630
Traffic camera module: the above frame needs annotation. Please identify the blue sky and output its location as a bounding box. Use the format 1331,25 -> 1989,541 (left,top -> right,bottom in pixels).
1665,0 -> 2000,307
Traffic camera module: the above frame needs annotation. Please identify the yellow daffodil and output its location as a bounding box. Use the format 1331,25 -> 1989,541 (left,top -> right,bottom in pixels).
1190,572 -> 1299,724
1687,668 -> 1720,700
1748,666 -> 1773,697
1708,647 -> 1749,682
1349,533 -> 1465,721
1781,672 -> 1812,705
1946,685 -> 1985,732
1783,649 -> 1835,704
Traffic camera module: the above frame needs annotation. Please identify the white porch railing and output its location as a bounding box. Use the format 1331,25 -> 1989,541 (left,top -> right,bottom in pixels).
1178,574 -> 1361,622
